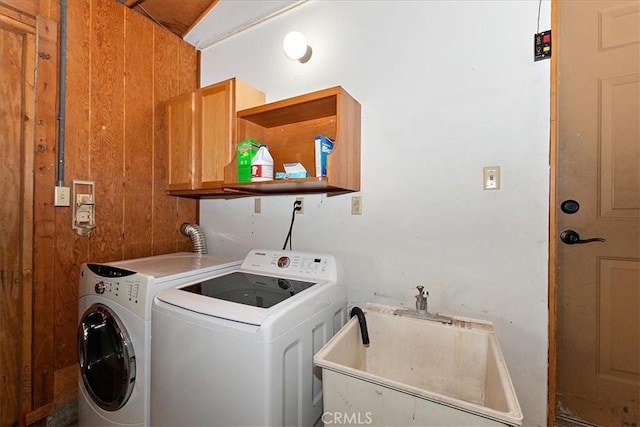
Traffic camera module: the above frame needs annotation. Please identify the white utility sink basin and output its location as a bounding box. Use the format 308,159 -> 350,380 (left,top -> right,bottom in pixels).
314,303 -> 523,426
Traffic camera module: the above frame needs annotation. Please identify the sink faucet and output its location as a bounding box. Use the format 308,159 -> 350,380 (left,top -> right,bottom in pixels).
394,286 -> 453,324
416,285 -> 428,313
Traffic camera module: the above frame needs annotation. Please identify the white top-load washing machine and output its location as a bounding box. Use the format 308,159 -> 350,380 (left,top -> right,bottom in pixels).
77,252 -> 241,427
150,249 -> 347,427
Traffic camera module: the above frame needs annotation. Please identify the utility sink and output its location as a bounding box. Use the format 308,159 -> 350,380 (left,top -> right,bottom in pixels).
314,303 -> 523,426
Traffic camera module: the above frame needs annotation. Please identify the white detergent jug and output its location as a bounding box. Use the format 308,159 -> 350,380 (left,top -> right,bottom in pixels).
251,145 -> 274,182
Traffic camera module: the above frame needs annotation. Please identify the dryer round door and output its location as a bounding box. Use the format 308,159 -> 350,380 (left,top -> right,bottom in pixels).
78,303 -> 136,411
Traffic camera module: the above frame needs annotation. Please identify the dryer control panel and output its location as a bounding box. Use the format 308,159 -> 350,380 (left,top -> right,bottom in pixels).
79,264 -> 148,314
241,249 -> 339,282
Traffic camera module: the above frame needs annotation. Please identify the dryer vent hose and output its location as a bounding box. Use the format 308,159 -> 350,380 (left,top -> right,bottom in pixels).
180,223 -> 208,254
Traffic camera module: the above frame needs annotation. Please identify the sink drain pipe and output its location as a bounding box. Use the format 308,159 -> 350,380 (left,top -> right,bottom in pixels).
180,223 -> 208,254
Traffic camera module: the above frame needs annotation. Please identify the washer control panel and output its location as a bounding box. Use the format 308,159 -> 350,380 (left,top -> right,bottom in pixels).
241,250 -> 338,282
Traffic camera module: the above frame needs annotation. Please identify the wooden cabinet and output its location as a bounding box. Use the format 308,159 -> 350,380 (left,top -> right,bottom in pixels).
167,84 -> 361,198
166,78 -> 265,194
166,91 -> 196,191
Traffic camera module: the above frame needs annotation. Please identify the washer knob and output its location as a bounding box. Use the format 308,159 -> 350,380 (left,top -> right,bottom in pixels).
95,281 -> 105,294
277,256 -> 290,268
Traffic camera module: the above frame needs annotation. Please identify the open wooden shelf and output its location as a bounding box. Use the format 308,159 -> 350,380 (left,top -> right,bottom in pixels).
221,86 -> 361,197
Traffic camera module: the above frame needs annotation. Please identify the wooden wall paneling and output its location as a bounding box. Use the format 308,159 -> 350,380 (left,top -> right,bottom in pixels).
178,33 -> 198,93
53,0 -> 90,375
20,21 -> 36,421
31,14 -> 58,417
152,25 -> 178,254
123,9 -> 155,259
153,26 -> 191,254
3,0 -> 200,418
175,39 -> 199,252
2,1 -> 64,422
0,0 -> 38,16
0,0 -> 59,20
88,0 -> 125,262
0,22 -> 21,427
0,15 -> 34,426
52,365 -> 77,405
0,0 -> 201,415
37,0 -> 58,21
0,3 -> 35,28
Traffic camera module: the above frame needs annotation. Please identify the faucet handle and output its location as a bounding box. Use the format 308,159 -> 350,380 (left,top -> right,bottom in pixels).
415,285 -> 428,312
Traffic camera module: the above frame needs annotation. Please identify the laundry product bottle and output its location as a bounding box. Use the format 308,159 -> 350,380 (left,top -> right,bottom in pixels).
251,144 -> 274,182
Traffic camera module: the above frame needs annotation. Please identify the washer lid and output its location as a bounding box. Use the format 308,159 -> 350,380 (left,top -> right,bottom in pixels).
182,271 -> 315,308
156,271 -> 320,326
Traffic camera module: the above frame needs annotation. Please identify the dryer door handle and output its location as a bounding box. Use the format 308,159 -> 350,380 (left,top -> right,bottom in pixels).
78,323 -> 90,371
78,313 -> 106,371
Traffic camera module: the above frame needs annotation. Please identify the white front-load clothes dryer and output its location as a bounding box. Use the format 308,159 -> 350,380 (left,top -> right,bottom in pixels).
77,252 -> 241,427
150,249 -> 347,427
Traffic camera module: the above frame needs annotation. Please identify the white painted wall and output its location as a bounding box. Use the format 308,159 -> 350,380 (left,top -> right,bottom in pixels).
197,1 -> 550,426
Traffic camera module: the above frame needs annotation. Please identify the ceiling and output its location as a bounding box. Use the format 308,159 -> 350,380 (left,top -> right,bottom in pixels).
118,0 -> 305,50
118,0 -> 218,38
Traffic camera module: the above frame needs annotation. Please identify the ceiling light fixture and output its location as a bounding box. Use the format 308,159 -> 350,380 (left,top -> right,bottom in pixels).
283,31 -> 312,63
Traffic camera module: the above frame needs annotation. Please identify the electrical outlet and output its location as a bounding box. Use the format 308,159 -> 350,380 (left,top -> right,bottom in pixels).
483,166 -> 501,190
72,180 -> 96,236
254,198 -> 261,214
295,197 -> 304,214
351,196 -> 362,215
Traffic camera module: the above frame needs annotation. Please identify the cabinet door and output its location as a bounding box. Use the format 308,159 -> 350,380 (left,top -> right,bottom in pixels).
166,91 -> 196,191
197,80 -> 233,189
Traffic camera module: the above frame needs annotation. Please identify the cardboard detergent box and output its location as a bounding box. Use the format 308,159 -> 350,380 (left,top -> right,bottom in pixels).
236,139 -> 261,182
275,163 -> 309,179
314,135 -> 334,177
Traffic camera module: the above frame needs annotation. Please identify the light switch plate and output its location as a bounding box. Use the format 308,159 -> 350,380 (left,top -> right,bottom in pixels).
483,166 -> 501,190
54,186 -> 71,207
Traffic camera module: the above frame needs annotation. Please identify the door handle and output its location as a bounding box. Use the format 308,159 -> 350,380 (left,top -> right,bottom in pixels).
560,229 -> 606,245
